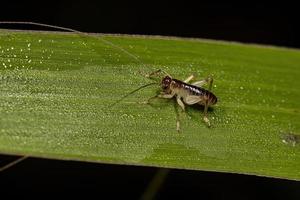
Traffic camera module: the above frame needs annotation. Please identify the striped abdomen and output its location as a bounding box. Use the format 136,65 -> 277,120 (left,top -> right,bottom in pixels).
172,79 -> 218,105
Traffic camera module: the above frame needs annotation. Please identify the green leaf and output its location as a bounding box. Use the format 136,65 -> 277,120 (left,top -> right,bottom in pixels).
0,29 -> 299,180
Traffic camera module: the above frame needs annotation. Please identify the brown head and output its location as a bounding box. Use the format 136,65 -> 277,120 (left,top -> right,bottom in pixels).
161,76 -> 172,91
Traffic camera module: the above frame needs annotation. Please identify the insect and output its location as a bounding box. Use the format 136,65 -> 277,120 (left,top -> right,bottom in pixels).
145,69 -> 217,130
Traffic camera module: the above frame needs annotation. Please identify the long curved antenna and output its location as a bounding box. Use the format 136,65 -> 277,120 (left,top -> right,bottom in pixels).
146,69 -> 171,79
0,21 -> 146,68
0,21 -> 83,33
110,82 -> 157,108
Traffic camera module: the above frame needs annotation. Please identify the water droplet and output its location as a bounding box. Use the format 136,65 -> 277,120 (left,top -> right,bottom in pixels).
239,86 -> 244,90
271,115 -> 275,118
27,43 -> 31,47
38,39 -> 42,43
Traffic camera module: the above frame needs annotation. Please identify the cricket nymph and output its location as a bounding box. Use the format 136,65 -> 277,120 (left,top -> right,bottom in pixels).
151,71 -> 217,130
124,69 -> 218,131
162,76 -> 217,107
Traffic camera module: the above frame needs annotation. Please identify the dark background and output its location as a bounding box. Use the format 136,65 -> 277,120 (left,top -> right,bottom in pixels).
1,155 -> 300,199
1,2 -> 300,199
1,2 -> 300,48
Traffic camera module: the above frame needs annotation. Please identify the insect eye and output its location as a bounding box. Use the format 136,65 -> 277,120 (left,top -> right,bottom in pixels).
161,76 -> 171,90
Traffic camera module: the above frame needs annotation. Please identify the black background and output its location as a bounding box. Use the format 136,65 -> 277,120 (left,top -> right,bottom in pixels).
1,2 -> 300,48
1,1 -> 300,199
1,155 -> 300,199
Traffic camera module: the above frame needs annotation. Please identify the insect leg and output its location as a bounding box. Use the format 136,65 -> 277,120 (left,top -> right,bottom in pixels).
146,69 -> 162,78
169,99 -> 181,132
175,108 -> 181,132
142,92 -> 174,104
176,119 -> 181,132
176,96 -> 185,111
203,100 -> 211,127
146,69 -> 171,79
183,75 -> 195,83
192,76 -> 213,91
207,77 -> 213,91
142,94 -> 159,104
159,93 -> 175,99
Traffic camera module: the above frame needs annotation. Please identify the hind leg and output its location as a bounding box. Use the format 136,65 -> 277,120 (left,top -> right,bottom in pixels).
203,100 -> 211,127
192,76 -> 213,91
183,75 -> 195,83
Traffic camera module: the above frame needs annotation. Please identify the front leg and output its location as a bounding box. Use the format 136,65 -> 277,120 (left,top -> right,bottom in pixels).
176,96 -> 185,111
175,96 -> 186,132
158,93 -> 175,99
158,93 -> 185,132
142,91 -> 175,104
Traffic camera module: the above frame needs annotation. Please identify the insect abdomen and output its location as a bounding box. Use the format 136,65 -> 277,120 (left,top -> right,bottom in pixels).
190,86 -> 217,105
205,90 -> 218,105
173,79 -> 217,105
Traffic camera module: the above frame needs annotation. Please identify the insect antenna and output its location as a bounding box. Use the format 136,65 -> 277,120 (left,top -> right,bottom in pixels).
109,82 -> 158,108
146,69 -> 171,80
0,21 -> 147,69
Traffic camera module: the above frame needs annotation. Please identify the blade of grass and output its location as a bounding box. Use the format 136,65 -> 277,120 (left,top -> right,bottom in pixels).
0,29 -> 299,180
0,155 -> 28,172
141,168 -> 170,200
